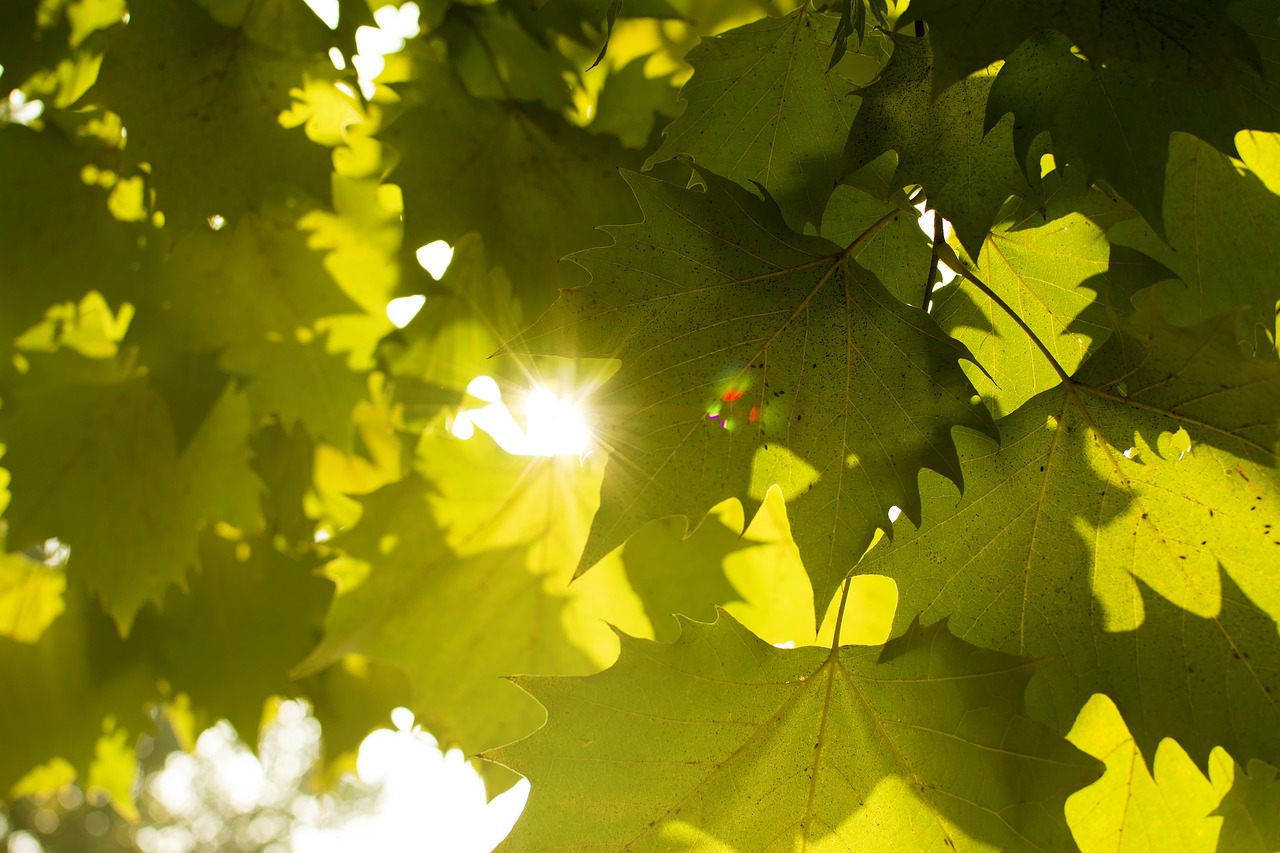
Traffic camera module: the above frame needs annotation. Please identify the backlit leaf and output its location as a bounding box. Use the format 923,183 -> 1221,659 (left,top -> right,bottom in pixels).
509,167 -> 994,615
89,0 -> 334,231
384,54 -> 642,317
646,8 -> 859,230
861,307 -> 1280,766
1065,694 -> 1232,852
491,612 -> 1099,852
843,35 -> 1031,256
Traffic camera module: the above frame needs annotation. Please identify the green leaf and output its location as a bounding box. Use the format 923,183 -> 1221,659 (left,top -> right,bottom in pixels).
931,194 -> 1113,417
151,199 -> 371,446
130,531 -> 333,740
0,354 -> 198,632
89,0 -> 334,231
1064,694 -> 1232,852
621,515 -> 759,641
251,420 -> 319,546
438,6 -> 575,112
232,332 -> 370,449
1215,759 -> 1280,852
646,8 -> 859,230
508,168 -> 994,616
1109,133 -> 1280,326
497,0 -> 681,53
163,201 -> 365,354
379,233 -> 525,406
0,353 -> 262,631
819,185 -> 933,308
0,580 -> 152,793
0,553 -> 66,644
985,31 -> 1272,236
905,0 -> 1260,96
0,123 -> 150,347
589,56 -> 680,150
843,35 -> 1031,257
384,55 -> 642,317
300,433 -> 633,791
860,307 -> 1280,766
490,612 -> 1099,851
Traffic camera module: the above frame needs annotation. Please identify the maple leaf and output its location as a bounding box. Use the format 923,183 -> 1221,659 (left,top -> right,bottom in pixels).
0,354 -> 195,632
646,7 -> 860,231
861,307 -> 1280,767
589,57 -> 681,150
905,0 -> 1261,96
819,184 -> 934,309
0,580 -> 153,793
379,234 -> 526,410
489,612 -> 1100,851
842,35 -> 1031,257
1215,759 -> 1280,851
1064,695 -> 1233,851
1109,132 -> 1280,326
0,123 -> 150,348
621,515 -> 760,642
438,5 -> 576,113
89,0 -> 334,231
931,192 -> 1114,417
383,55 -> 643,317
0,552 -> 65,645
129,531 -> 333,740
148,199 -> 371,448
985,30 -> 1280,236
299,433 -> 628,792
509,166 -> 994,615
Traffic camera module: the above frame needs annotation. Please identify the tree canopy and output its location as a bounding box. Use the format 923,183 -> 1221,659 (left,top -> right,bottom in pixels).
2,0 -> 1279,849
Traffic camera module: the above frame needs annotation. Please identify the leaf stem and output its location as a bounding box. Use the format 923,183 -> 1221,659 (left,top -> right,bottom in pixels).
921,213 -> 943,312
842,206 -> 902,261
933,241 -> 1072,384
829,577 -> 853,657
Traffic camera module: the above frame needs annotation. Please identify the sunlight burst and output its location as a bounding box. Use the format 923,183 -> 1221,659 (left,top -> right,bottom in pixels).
450,376 -> 592,458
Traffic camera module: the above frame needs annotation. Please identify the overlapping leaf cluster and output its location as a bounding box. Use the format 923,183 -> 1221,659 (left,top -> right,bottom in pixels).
2,0 -> 1279,849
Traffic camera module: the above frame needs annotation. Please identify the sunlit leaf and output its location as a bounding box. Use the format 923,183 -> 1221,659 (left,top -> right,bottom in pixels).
1065,694 -> 1232,852
932,191 -> 1113,416
843,34 -> 1031,257
1109,133 -> 1280,326
646,8 -> 859,230
491,612 -> 1099,852
1215,759 -> 1280,852
509,167 -> 994,616
861,307 -> 1280,767
384,53 -> 643,317
89,0 -> 334,230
